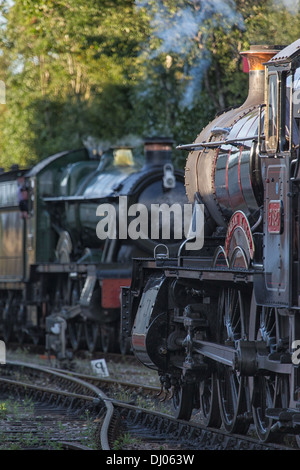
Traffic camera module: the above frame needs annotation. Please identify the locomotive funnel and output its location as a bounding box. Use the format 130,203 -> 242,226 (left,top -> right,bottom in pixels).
143,137 -> 174,167
240,45 -> 284,107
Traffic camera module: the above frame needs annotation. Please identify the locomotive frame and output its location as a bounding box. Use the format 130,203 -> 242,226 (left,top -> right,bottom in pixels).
123,39 -> 300,442
0,140 -> 187,356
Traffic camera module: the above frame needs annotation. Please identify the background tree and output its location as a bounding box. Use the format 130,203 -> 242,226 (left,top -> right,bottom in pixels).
0,0 -> 149,167
131,0 -> 300,166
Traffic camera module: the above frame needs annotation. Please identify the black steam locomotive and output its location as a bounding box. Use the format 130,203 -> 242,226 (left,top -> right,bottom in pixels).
0,138 -> 187,356
122,39 -> 300,442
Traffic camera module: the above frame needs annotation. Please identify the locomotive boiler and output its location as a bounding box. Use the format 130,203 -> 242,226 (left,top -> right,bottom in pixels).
0,138 -> 187,355
123,40 -> 300,443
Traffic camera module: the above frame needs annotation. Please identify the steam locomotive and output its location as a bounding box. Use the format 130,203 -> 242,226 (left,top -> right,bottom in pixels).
0,138 -> 187,356
122,39 -> 300,442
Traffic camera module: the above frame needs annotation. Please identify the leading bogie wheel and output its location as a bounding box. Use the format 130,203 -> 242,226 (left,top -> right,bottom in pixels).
172,383 -> 195,421
199,372 -> 221,428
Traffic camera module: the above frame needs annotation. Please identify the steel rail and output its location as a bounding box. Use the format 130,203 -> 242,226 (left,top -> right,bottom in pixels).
3,360 -> 114,450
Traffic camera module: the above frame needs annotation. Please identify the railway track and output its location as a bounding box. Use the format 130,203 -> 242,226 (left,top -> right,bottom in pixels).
0,361 -> 114,450
0,360 -> 297,451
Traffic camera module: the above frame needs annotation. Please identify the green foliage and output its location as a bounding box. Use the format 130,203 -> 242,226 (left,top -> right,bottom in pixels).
0,0 -> 148,167
0,0 -> 299,170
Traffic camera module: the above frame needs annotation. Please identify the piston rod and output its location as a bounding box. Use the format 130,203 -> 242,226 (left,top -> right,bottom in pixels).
192,339 -> 293,375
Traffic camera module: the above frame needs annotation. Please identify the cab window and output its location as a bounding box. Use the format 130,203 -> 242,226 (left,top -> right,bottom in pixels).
266,73 -> 278,153
292,68 -> 300,148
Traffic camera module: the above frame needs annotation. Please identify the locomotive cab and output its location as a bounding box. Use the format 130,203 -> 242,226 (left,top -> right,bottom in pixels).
265,49 -> 300,157
254,40 -> 300,307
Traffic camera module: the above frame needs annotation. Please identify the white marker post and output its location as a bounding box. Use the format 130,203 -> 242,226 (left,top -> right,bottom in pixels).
0,341 -> 6,364
90,358 -> 109,377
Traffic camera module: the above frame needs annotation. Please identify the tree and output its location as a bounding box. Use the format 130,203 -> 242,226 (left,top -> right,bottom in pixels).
130,0 -> 300,166
130,0 -> 247,165
0,0 -> 149,168
0,0 -> 299,170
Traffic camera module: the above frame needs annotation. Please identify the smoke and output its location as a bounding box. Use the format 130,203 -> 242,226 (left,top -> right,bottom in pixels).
272,0 -> 300,14
83,136 -> 111,157
113,134 -> 144,149
83,134 -> 144,158
135,0 -> 244,108
149,1 -> 244,56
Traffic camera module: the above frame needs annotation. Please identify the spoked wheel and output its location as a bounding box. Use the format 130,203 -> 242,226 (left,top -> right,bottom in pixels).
3,293 -> 14,343
250,302 -> 289,442
3,316 -> 13,343
15,303 -> 27,344
173,383 -> 195,421
199,373 -> 221,428
84,321 -> 101,352
67,280 -> 84,351
199,248 -> 227,428
101,325 -> 118,353
251,374 -> 289,443
217,285 -> 251,434
30,331 -> 41,345
119,334 -> 131,356
68,321 -> 84,351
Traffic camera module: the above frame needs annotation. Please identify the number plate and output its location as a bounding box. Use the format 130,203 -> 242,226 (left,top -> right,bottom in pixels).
268,200 -> 282,234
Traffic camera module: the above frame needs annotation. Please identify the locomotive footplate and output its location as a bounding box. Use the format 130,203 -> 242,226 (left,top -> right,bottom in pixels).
35,263 -> 89,273
136,257 -> 255,283
193,338 -> 293,375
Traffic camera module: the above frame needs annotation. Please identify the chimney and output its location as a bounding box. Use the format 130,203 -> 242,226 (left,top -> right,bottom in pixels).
240,45 -> 284,107
143,137 -> 174,167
